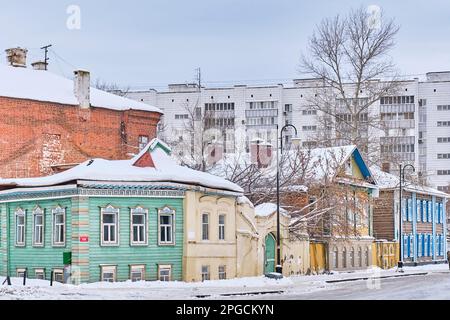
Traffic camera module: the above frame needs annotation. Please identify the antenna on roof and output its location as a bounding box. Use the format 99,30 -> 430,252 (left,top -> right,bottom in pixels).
40,44 -> 52,70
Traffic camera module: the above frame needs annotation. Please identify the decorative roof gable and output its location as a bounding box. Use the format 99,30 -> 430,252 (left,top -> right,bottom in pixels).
132,139 -> 172,168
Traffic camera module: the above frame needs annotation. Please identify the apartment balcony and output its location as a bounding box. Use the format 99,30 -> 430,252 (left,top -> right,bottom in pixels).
245,109 -> 279,118
380,104 -> 415,113
381,119 -> 415,129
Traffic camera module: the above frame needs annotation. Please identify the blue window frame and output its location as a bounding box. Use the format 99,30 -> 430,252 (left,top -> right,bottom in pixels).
416,234 -> 421,257
403,234 -> 408,258
408,199 -> 413,221
402,199 -> 407,222
427,201 -> 432,222
425,235 -> 429,257
409,234 -> 413,258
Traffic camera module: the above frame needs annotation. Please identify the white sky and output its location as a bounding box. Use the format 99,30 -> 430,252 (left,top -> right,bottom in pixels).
0,0 -> 449,89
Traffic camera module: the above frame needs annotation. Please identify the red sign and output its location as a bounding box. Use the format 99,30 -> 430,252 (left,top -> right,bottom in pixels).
80,236 -> 89,243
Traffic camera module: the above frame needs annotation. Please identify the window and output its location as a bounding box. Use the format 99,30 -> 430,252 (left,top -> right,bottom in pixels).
52,207 -> 66,246
437,153 -> 450,159
33,207 -> 44,247
159,206 -> 175,245
101,266 -> 117,283
53,269 -> 64,283
202,213 -> 210,241
358,247 -> 363,267
219,266 -> 227,280
17,268 -> 27,278
437,137 -> 450,143
15,208 -> 26,247
130,265 -> 145,282
35,269 -> 45,280
342,248 -> 347,268
218,214 -> 226,241
437,105 -> 450,111
333,247 -> 339,268
201,266 -> 210,282
437,170 -> 450,175
101,206 -> 119,246
437,121 -> 450,127
403,235 -> 408,258
138,136 -> 149,151
158,265 -> 172,282
350,248 -> 355,267
131,207 -> 148,245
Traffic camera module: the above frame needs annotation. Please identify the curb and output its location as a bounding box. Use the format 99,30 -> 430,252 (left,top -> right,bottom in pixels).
325,272 -> 428,284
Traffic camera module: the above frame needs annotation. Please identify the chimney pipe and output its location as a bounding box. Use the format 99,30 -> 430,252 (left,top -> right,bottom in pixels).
74,70 -> 91,109
5,47 -> 28,68
31,61 -> 47,71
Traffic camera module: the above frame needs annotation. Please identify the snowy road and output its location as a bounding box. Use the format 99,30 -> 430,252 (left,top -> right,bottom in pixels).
1,265 -> 449,300
250,272 -> 450,300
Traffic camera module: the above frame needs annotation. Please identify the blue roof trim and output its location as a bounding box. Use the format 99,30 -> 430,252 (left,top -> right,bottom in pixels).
352,149 -> 374,183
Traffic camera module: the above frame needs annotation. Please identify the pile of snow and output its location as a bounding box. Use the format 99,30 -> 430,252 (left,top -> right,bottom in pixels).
255,203 -> 289,217
0,65 -> 162,113
371,166 -> 449,198
0,139 -> 244,194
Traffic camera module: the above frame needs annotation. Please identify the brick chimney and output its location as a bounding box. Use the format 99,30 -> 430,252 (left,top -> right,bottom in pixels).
5,47 -> 28,68
250,139 -> 273,169
31,61 -> 47,71
74,70 -> 91,109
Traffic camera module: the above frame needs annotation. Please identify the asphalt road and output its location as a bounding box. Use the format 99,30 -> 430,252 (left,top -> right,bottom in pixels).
252,271 -> 450,300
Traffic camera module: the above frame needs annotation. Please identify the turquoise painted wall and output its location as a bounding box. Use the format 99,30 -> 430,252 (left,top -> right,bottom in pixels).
0,194 -> 184,283
87,197 -> 184,282
6,198 -> 72,280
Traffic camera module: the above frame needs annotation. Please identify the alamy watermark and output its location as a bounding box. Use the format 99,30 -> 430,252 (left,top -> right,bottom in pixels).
66,5 -> 81,30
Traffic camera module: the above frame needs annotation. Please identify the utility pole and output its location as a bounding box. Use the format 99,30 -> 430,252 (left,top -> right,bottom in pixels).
40,44 -> 52,70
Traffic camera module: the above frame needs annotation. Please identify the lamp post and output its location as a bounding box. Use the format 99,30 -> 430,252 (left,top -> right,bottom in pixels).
398,163 -> 415,271
275,124 -> 301,274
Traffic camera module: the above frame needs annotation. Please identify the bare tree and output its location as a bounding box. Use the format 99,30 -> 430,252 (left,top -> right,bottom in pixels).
94,79 -> 130,97
300,7 -> 401,166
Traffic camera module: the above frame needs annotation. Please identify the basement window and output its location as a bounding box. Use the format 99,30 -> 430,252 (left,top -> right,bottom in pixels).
101,266 -> 117,283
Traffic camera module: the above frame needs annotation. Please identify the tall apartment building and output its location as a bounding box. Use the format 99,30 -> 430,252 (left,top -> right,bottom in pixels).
126,72 -> 450,192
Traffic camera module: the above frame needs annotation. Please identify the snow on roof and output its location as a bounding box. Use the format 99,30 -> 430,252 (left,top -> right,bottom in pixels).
0,139 -> 243,194
0,65 -> 162,113
255,203 -> 289,218
371,166 -> 449,198
237,196 -> 255,208
306,145 -> 357,180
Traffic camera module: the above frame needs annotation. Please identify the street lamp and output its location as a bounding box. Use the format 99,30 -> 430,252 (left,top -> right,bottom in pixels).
398,163 -> 415,271
275,124 -> 301,275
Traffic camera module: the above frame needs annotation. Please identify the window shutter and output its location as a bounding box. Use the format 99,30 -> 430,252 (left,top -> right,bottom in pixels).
416,200 -> 420,222
408,199 -> 413,221
425,235 -> 428,257
402,199 -> 407,221
403,235 -> 408,258
409,234 -> 413,258
428,201 -> 432,222
439,203 -> 443,224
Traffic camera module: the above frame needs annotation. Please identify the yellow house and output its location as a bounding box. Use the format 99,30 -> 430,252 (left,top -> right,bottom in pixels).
254,203 -> 310,277
182,192 -> 259,282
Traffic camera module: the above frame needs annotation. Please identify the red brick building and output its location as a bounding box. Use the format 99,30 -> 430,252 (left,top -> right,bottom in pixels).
0,48 -> 162,178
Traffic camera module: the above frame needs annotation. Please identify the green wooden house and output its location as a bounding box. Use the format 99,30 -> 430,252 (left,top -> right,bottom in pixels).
0,139 -> 243,284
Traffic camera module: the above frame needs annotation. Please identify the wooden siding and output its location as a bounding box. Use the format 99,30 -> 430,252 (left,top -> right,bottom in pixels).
6,198 -> 72,279
87,197 -> 184,283
373,191 -> 395,241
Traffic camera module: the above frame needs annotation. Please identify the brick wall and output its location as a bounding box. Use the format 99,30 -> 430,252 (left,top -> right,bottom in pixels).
0,96 -> 161,178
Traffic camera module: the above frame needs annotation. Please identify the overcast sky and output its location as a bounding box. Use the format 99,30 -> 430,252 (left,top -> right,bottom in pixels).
1,0 -> 449,89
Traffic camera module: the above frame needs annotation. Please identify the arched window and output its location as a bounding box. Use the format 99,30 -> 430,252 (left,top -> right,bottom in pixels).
358,247 -> 363,267
365,247 -> 370,266
15,208 -> 26,246
131,206 -> 148,245
342,248 -> 347,268
33,206 -> 44,247
101,205 -> 119,246
52,206 -> 66,246
333,247 -> 339,269
159,206 -> 176,245
350,247 -> 355,267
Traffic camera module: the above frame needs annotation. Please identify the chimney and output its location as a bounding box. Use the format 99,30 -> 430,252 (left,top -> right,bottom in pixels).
250,139 -> 273,169
5,47 -> 28,68
74,70 -> 91,109
31,61 -> 47,71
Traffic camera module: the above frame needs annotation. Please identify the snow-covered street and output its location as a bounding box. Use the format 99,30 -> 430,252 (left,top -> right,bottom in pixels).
1,264 -> 449,300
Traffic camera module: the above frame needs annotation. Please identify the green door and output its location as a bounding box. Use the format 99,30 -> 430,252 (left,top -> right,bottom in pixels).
264,234 -> 276,274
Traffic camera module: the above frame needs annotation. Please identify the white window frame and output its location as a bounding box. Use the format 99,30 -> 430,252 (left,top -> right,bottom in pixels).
52,206 -> 66,247
218,265 -> 227,280
101,205 -> 120,246
202,213 -> 210,241
138,135 -> 149,151
16,268 -> 27,278
158,206 -> 175,246
53,268 -> 64,283
101,265 -> 117,283
32,206 -> 44,247
158,265 -> 172,282
15,208 -> 26,247
130,265 -> 146,282
218,214 -> 226,241
201,265 -> 210,282
130,207 -> 148,246
35,268 -> 45,280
